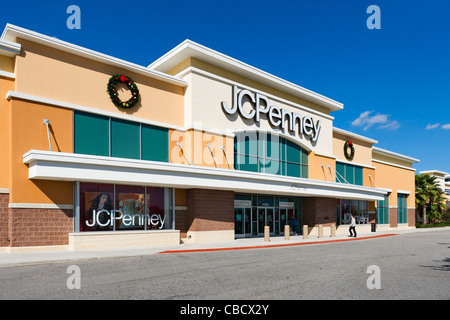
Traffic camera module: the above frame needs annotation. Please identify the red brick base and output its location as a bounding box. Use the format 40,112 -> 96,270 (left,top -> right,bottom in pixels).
176,189 -> 234,238
302,197 -> 337,227
0,194 -> 9,247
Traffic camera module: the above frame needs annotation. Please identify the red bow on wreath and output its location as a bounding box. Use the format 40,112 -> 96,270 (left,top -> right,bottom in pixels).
118,75 -> 129,82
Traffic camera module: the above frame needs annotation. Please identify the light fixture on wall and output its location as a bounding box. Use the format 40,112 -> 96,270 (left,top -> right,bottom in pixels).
43,119 -> 52,151
176,142 -> 194,165
220,145 -> 232,168
206,143 -> 220,168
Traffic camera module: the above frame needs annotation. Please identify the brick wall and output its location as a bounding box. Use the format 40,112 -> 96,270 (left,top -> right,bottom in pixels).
302,197 -> 337,227
181,189 -> 234,235
407,208 -> 415,227
389,208 -> 398,228
8,207 -> 73,247
0,194 -> 9,247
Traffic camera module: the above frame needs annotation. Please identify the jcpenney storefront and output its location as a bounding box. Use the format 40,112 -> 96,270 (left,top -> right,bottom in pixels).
1,25 -> 416,251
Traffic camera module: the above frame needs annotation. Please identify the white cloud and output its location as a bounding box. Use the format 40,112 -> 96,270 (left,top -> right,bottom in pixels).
425,123 -> 440,130
351,111 -> 400,131
442,124 -> 450,130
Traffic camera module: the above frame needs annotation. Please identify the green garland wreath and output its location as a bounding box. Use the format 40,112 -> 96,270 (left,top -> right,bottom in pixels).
107,74 -> 140,109
344,140 -> 355,160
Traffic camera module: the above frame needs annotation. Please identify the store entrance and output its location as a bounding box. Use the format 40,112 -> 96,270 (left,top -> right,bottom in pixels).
234,194 -> 301,238
235,207 -> 293,237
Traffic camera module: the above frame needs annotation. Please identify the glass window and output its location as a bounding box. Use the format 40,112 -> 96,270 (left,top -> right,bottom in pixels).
111,118 -> 140,159
338,199 -> 368,225
141,124 -> 169,162
234,132 -> 308,178
397,193 -> 408,224
115,185 -> 145,230
335,162 -> 363,186
74,111 -> 169,162
74,111 -> 109,157
78,183 -> 173,232
377,194 -> 389,224
79,183 -> 114,232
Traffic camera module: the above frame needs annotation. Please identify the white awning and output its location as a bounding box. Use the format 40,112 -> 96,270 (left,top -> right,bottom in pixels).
23,150 -> 386,201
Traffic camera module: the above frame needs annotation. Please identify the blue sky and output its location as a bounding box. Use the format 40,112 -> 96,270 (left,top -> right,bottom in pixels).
1,0 -> 449,174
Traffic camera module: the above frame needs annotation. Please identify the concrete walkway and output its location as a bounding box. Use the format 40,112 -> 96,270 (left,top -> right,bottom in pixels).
0,227 -> 448,267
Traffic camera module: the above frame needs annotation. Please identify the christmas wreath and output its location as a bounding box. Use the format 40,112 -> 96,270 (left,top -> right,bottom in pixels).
344,140 -> 355,160
107,74 -> 140,109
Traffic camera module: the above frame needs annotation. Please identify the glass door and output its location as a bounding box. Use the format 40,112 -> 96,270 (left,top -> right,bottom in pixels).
257,208 -> 276,235
258,208 -> 265,235
235,208 -> 244,236
267,208 -> 274,233
235,207 -> 253,237
274,208 -> 280,235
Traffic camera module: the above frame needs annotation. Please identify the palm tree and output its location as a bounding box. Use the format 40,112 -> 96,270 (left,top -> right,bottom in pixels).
415,174 -> 445,225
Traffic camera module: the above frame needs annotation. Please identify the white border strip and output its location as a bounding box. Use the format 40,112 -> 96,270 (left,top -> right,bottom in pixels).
372,159 -> 416,172
336,159 -> 376,170
9,203 -> 73,209
0,70 -> 15,79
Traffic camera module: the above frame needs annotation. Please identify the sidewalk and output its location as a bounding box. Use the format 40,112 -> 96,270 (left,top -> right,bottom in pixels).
0,227 -> 447,267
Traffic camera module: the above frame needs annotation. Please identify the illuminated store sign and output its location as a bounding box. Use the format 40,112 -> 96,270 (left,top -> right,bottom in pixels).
222,86 -> 322,142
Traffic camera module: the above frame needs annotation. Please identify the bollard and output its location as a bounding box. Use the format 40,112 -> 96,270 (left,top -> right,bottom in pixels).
284,225 -> 290,240
264,225 -> 270,242
318,224 -> 323,238
331,223 -> 336,237
303,225 -> 308,239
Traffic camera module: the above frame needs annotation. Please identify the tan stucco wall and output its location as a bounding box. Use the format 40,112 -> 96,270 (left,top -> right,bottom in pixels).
14,38 -> 185,127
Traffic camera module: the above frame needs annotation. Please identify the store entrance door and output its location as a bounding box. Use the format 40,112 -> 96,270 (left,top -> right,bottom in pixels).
280,208 -> 294,234
234,207 -> 252,236
257,208 -> 275,235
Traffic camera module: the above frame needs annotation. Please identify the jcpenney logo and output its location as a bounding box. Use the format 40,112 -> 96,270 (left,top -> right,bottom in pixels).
221,86 -> 322,142
86,209 -> 166,229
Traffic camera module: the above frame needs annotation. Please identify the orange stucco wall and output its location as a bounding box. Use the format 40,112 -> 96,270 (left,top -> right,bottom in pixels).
14,38 -> 185,127
9,99 -> 73,204
0,76 -> 14,189
169,129 -> 234,169
371,160 -> 415,208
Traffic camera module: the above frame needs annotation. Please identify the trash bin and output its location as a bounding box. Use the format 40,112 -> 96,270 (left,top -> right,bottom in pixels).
371,223 -> 376,232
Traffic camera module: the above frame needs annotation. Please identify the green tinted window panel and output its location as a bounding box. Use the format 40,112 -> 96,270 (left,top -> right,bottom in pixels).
301,149 -> 308,166
286,140 -> 301,164
287,162 -> 301,178
141,124 -> 168,162
355,166 -> 363,186
265,134 -> 281,160
238,155 -> 258,172
301,165 -> 309,179
241,133 -> 258,156
345,164 -> 354,184
74,111 -> 109,157
261,159 -> 282,175
111,118 -> 140,159
336,162 -> 345,183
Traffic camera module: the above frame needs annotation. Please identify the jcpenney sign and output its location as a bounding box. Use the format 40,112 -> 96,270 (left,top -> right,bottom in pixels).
222,86 -> 322,142
86,209 -> 166,229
